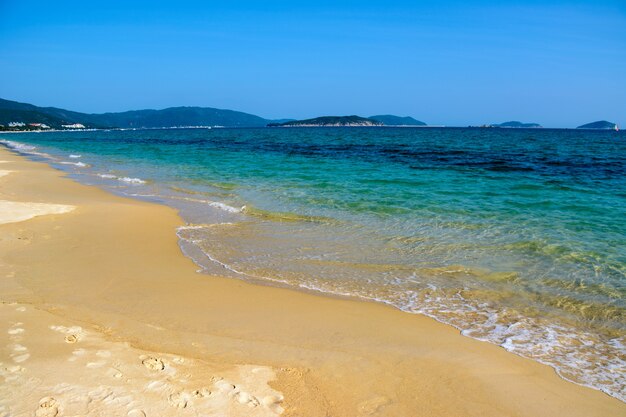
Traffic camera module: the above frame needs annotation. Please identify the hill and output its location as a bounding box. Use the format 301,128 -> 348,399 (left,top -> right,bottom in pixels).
269,115 -> 383,127
495,121 -> 542,128
0,98 -> 275,129
0,98 -> 109,129
576,120 -> 618,130
89,107 -> 270,128
369,115 -> 426,126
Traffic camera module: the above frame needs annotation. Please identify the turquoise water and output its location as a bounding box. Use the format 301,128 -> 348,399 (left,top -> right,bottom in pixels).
2,127 -> 625,400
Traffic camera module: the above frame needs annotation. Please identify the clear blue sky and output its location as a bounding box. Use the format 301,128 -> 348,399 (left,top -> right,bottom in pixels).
1,1 -> 624,127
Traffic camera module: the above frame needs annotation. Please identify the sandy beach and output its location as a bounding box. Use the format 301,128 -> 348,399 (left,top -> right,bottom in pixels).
0,145 -> 624,416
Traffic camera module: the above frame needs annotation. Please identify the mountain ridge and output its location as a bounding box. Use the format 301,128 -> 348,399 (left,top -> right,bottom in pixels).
0,98 -> 277,129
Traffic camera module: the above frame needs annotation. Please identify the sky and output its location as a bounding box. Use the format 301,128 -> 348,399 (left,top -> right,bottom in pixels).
0,0 -> 624,127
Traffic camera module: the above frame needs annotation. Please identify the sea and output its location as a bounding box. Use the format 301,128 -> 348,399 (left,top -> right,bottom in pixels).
1,127 -> 624,401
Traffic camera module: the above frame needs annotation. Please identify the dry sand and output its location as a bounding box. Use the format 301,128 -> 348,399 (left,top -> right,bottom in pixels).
0,146 -> 624,416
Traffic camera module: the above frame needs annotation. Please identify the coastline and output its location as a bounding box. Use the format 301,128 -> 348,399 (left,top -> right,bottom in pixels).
1,145 -> 624,416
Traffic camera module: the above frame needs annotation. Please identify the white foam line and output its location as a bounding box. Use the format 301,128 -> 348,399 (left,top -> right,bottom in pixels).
118,177 -> 146,184
60,161 -> 88,167
0,139 -> 58,161
207,201 -> 242,213
177,223 -> 234,231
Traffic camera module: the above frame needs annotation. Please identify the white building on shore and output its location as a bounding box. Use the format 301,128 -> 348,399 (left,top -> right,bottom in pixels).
62,123 -> 86,129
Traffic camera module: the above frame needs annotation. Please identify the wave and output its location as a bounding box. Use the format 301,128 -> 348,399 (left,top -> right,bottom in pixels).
0,139 -> 53,159
208,201 -> 242,213
118,176 -> 146,184
97,173 -> 117,179
95,173 -> 146,185
0,139 -> 36,152
60,161 -> 88,167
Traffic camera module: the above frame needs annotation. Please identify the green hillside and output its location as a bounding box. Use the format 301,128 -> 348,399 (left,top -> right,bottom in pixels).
0,98 -> 275,129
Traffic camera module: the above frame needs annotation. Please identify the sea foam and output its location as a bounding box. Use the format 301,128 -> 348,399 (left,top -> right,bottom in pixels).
118,177 -> 146,184
60,161 -> 88,167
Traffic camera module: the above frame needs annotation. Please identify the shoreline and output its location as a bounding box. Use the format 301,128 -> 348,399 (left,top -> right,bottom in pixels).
1,145 -> 624,416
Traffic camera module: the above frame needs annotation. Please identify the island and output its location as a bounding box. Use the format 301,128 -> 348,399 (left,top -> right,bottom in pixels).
576,120 -> 619,130
369,115 -> 426,126
268,115 -> 383,127
494,121 -> 542,128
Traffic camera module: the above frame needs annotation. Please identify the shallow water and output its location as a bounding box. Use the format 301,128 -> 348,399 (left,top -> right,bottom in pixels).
2,127 -> 625,400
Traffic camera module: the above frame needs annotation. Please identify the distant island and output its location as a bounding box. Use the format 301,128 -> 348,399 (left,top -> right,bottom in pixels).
268,116 -> 383,127
369,115 -> 426,126
576,120 -> 619,130
494,121 -> 542,128
268,115 -> 429,127
470,121 -> 542,128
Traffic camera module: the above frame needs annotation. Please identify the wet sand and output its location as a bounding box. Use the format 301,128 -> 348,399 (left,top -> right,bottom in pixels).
0,146 -> 624,416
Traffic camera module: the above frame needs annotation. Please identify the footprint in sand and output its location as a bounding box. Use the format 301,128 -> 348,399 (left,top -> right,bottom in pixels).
234,391 -> 260,408
214,379 -> 237,394
141,356 -> 165,371
167,387 -> 212,409
5,364 -> 24,372
262,394 -> 284,412
86,360 -> 107,368
212,379 -> 260,408
64,334 -> 79,343
106,367 -> 124,379
192,388 -> 212,398
127,409 -> 146,417
168,391 -> 189,409
35,397 -> 59,417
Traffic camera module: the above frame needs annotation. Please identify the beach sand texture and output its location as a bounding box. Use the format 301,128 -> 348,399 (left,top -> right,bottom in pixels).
0,146 -> 624,416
